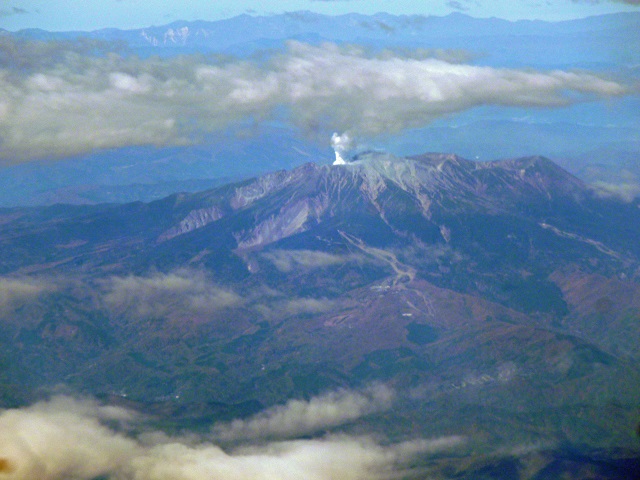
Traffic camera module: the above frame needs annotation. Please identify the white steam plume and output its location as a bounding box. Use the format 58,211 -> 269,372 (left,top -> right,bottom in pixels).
331,132 -> 354,165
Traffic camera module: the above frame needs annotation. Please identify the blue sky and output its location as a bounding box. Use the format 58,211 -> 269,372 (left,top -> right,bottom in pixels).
1,0 -> 639,31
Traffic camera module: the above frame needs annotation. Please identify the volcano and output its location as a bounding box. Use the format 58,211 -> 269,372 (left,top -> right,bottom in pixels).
1,151 -> 640,474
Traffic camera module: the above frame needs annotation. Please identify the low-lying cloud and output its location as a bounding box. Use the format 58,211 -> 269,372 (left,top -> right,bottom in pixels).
102,268 -> 342,321
263,249 -> 363,272
280,296 -> 341,315
0,39 -> 628,161
213,384 -> 395,441
0,393 -> 464,480
591,180 -> 640,202
102,269 -> 242,318
251,291 -> 343,319
0,396 -> 136,479
0,276 -> 56,313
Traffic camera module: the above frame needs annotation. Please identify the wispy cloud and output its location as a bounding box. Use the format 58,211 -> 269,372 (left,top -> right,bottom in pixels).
0,7 -> 28,17
213,384 -> 395,441
0,276 -> 56,313
101,269 -> 242,318
446,0 -> 480,11
591,181 -> 640,201
280,296 -> 341,315
253,296 -> 342,320
262,249 -> 363,272
0,393 -> 464,480
0,39 -> 628,162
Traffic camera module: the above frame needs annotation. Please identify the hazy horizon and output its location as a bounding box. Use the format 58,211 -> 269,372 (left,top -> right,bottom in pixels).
2,0 -> 640,32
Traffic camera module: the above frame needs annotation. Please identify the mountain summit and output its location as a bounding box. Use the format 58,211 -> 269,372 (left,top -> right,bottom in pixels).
144,152 -> 606,258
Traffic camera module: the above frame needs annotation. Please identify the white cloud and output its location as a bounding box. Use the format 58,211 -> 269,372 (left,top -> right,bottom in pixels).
0,39 -> 628,161
262,249 -> 362,272
250,291 -> 342,319
280,296 -> 340,315
0,396 -> 137,479
0,276 -> 56,313
101,269 -> 242,318
591,180 -> 640,202
0,393 -> 464,480
212,384 -> 395,441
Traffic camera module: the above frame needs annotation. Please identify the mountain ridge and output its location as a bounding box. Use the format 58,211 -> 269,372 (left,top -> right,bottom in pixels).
4,11 -> 638,37
0,152 -> 631,267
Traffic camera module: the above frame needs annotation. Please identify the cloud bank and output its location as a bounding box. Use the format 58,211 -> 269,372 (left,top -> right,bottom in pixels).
0,393 -> 464,480
0,39 -> 627,161
0,396 -> 136,479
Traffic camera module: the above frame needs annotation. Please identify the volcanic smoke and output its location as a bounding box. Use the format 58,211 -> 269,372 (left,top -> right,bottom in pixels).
331,132 -> 353,165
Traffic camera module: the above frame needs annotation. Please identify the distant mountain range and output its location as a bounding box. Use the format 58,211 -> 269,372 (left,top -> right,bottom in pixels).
6,11 -> 639,69
2,152 -> 639,476
0,11 -> 638,207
